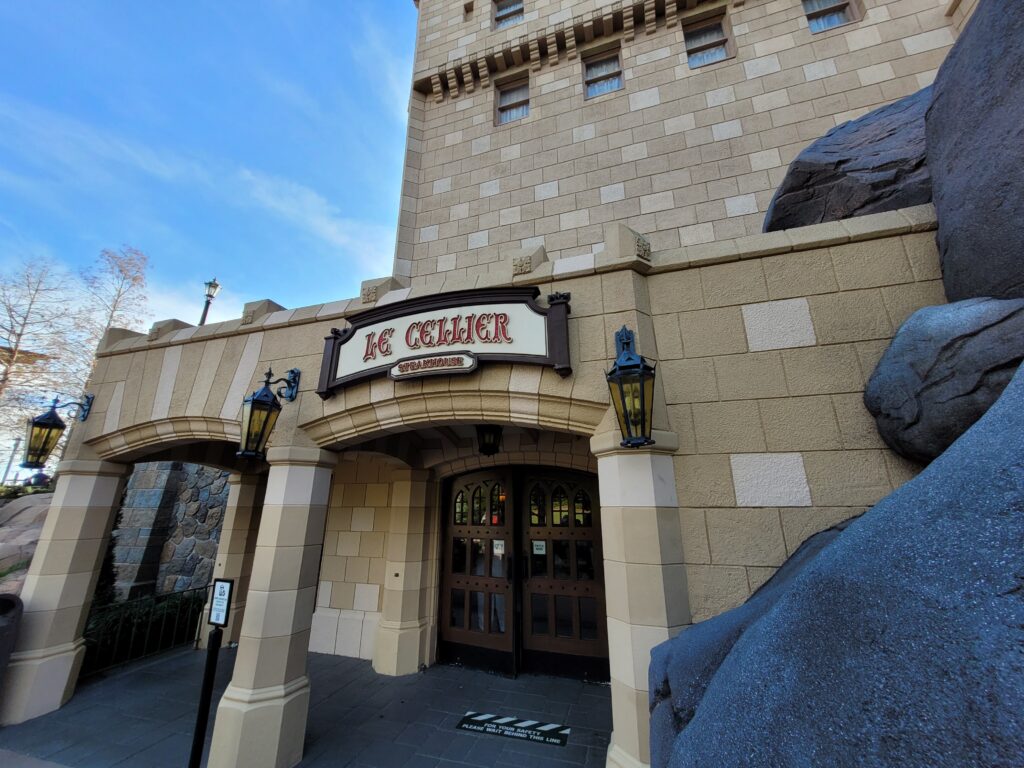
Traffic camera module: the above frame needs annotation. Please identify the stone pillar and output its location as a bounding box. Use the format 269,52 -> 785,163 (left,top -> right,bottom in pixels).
592,431 -> 689,768
0,460 -> 129,725
373,469 -> 432,676
207,447 -> 336,768
204,473 -> 263,646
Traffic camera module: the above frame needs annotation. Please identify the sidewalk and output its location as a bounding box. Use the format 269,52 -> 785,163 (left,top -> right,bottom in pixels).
0,647 -> 612,767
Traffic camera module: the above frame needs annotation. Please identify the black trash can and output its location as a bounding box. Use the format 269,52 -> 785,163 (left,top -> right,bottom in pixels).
0,593 -> 24,697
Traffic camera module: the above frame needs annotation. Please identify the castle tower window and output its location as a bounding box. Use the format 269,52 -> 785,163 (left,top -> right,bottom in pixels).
802,0 -> 858,33
584,50 -> 624,99
496,79 -> 530,124
683,19 -> 732,69
494,0 -> 524,29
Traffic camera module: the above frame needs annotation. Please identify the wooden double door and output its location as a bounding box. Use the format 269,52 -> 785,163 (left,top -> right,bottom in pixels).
439,467 -> 609,680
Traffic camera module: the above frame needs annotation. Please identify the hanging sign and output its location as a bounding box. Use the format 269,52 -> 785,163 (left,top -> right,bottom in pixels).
208,578 -> 234,627
317,287 -> 571,397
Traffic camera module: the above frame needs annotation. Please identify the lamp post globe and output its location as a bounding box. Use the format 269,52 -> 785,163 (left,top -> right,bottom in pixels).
605,326 -> 656,448
199,277 -> 221,326
237,369 -> 283,459
21,399 -> 67,470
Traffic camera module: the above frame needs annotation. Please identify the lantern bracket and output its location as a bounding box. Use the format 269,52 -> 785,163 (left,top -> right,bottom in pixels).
51,394 -> 94,422
269,369 -> 301,402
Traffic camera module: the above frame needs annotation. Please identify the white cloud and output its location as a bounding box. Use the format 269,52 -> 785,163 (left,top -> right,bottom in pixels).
0,93 -> 207,190
353,17 -> 414,125
237,168 -> 395,278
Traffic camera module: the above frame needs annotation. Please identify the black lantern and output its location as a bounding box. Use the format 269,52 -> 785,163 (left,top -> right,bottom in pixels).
21,395 -> 94,470
476,424 -> 503,457
237,368 -> 300,459
606,326 -> 656,448
199,277 -> 221,326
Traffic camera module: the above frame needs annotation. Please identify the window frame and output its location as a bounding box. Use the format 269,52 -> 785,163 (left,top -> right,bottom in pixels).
495,76 -> 530,126
682,15 -> 736,70
582,46 -> 624,100
494,0 -> 524,30
802,0 -> 861,34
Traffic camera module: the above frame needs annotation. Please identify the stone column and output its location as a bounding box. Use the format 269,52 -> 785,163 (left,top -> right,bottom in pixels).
592,431 -> 689,768
0,460 -> 129,725
373,469 -> 432,676
203,473 -> 263,646
207,447 -> 336,768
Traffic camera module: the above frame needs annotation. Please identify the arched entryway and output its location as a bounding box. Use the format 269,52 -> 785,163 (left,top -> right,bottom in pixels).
439,465 -> 608,680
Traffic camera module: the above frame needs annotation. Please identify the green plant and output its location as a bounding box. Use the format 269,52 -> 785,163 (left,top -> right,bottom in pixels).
0,559 -> 30,580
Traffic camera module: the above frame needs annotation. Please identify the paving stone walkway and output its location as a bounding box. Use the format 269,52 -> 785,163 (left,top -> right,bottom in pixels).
0,647 -> 611,767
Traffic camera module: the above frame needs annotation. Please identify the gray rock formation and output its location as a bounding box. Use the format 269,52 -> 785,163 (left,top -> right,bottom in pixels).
649,366 -> 1024,768
0,494 -> 52,595
114,462 -> 229,597
926,0 -> 1024,300
649,515 -> 858,767
763,86 -> 932,232
864,297 -> 1024,464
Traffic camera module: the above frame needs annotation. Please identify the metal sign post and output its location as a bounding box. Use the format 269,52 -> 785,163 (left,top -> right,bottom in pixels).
188,578 -> 233,768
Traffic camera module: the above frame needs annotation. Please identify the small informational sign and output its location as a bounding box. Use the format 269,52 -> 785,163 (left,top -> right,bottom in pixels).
492,539 -> 505,556
532,540 -> 546,556
457,712 -> 570,747
208,578 -> 234,627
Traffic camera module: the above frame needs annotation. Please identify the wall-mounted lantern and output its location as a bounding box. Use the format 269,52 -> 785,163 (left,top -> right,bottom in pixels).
237,368 -> 300,459
199,277 -> 221,326
605,326 -> 656,448
476,424 -> 503,457
21,395 -> 94,470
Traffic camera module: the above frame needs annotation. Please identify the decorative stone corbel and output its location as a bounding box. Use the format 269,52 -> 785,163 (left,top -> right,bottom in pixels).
644,0 -> 657,34
241,299 -> 286,326
147,319 -> 192,341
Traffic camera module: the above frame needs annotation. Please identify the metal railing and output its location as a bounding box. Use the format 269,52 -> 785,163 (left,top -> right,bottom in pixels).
80,586 -> 208,678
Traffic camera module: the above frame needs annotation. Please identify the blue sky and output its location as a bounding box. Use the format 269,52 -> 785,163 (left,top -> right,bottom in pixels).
0,1 -> 419,325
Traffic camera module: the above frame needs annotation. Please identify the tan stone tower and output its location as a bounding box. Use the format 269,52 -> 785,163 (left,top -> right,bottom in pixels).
396,0 -> 955,288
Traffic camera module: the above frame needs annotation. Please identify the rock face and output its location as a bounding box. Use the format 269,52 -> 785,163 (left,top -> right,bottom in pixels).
113,462 -> 229,597
864,297 -> 1024,464
649,367 -> 1024,768
763,86 -> 932,232
649,516 -> 857,767
926,0 -> 1024,301
0,494 -> 52,595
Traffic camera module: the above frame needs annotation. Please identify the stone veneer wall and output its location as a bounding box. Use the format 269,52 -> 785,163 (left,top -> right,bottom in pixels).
648,206 -> 941,620
113,461 -> 230,598
309,456 -> 397,661
395,0 -> 958,283
155,464 -> 229,593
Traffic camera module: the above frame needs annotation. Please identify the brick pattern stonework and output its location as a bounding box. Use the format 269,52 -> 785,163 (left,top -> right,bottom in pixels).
393,0 -> 957,284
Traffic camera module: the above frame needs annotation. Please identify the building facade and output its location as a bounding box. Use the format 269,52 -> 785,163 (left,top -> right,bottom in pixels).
0,2 -> 978,767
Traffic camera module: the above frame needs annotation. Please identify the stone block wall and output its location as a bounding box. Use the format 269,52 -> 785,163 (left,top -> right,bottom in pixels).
947,0 -> 980,32
396,0 -> 957,283
309,456 -> 398,660
113,461 -> 230,598
645,207 -> 942,620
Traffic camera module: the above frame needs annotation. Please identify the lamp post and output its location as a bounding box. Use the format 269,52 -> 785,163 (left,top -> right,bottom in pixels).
237,368 -> 301,459
605,326 -> 656,448
21,395 -> 94,476
198,277 -> 221,326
